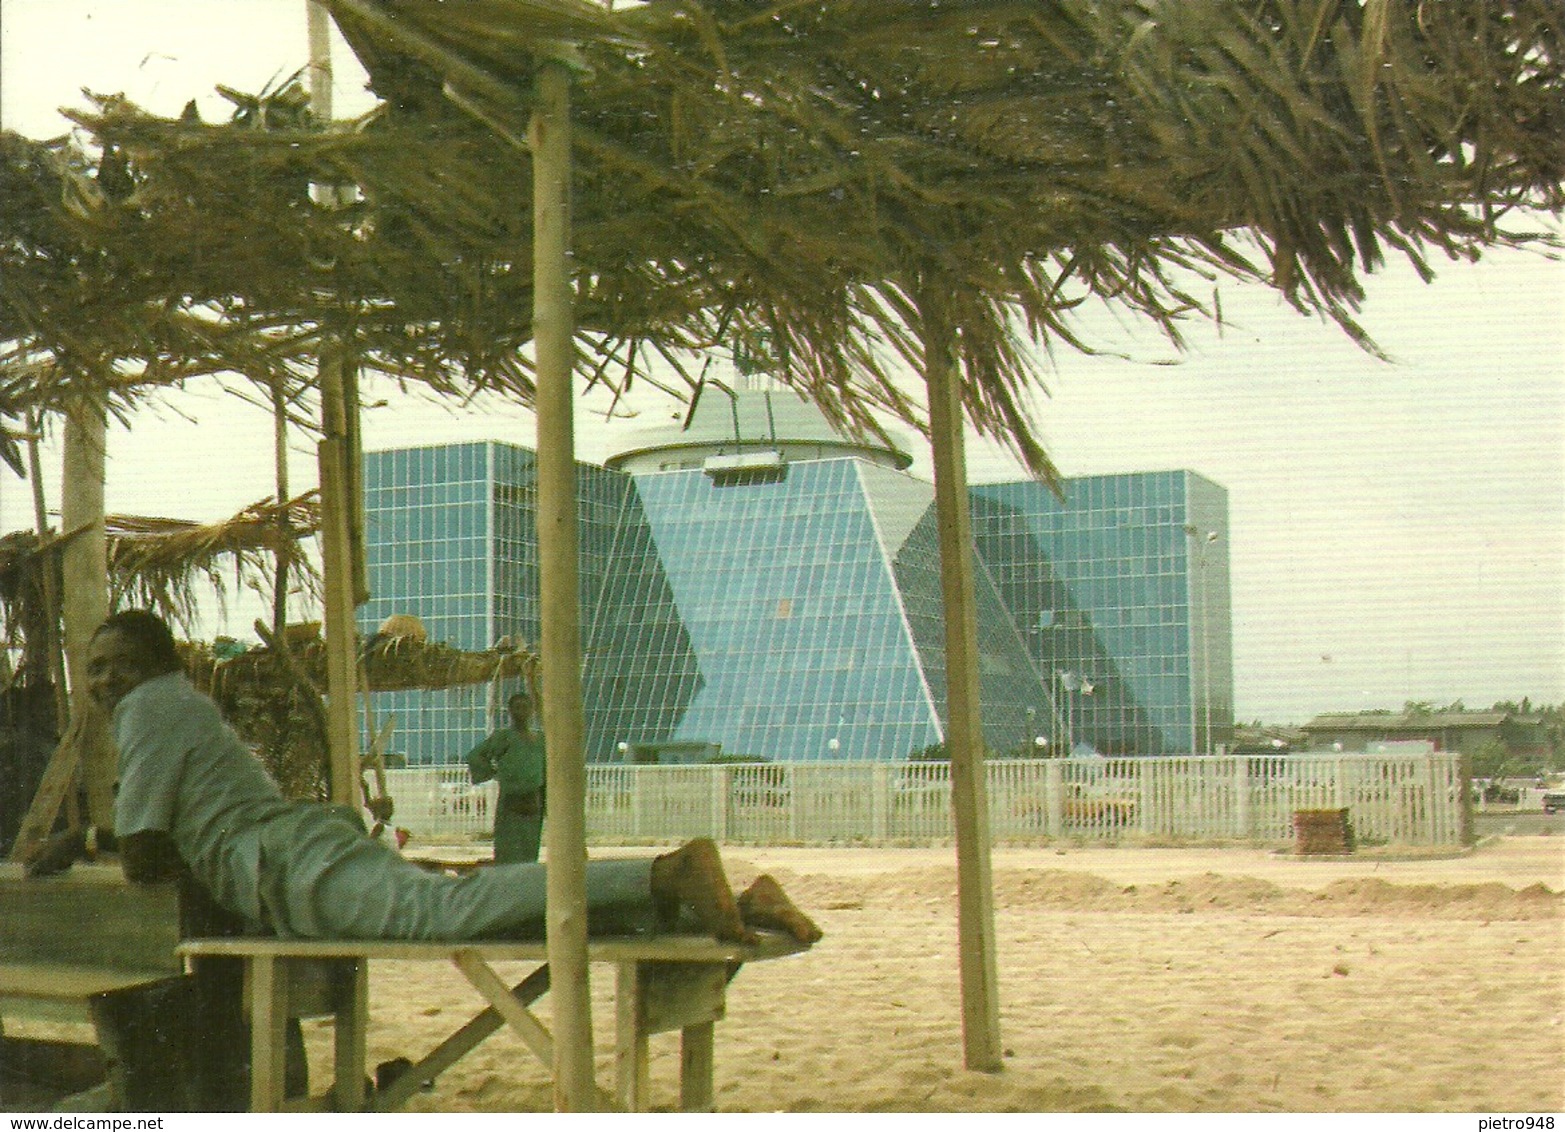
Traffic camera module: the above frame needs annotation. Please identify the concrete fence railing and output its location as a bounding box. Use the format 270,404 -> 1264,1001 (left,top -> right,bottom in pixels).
384,753 -> 1468,849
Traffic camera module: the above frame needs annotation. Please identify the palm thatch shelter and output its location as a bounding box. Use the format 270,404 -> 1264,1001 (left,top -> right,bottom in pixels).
0,495 -> 320,691
0,490 -> 536,843
2,0 -> 1560,1105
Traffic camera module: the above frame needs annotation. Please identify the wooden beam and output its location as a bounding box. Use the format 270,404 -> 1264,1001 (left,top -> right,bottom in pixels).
6,717 -> 84,863
532,55 -> 597,1112
369,965 -> 550,1111
918,289 -> 1003,1073
452,950 -> 554,1064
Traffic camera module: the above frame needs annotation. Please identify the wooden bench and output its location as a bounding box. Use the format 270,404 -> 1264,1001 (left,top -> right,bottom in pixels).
179,932 -> 809,1113
0,863 -> 182,1028
0,863 -> 183,1108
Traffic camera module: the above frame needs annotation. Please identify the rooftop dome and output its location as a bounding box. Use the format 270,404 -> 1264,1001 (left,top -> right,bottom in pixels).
605,387 -> 913,474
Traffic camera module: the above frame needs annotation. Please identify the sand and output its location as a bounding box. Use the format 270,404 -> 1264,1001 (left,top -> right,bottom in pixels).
306,836 -> 1565,1113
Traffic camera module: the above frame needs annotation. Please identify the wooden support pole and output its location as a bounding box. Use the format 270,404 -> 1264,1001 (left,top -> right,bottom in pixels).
531,57 -> 596,1111
317,426 -> 360,808
60,400 -> 114,829
308,2 -> 363,807
306,0 -> 334,123
270,379 -> 293,640
317,329 -> 361,806
918,290 -> 1003,1073
25,411 -> 69,734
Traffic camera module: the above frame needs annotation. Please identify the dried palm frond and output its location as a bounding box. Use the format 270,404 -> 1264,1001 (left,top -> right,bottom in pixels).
106,493 -> 323,626
192,632 -> 535,696
3,0 -> 1559,484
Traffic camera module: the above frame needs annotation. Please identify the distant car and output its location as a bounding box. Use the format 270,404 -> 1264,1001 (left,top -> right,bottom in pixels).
1543,790 -> 1565,815
1483,782 -> 1521,805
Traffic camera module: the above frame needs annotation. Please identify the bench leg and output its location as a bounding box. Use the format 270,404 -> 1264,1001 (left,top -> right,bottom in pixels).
331,958 -> 368,1111
614,963 -> 649,1112
679,1021 -> 715,1112
250,957 -> 289,1112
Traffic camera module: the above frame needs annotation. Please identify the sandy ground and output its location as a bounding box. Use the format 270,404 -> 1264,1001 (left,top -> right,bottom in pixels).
307,836 -> 1564,1114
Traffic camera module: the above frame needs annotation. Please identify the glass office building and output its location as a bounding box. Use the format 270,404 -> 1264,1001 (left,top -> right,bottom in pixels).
360,394 -> 1231,765
972,473 -> 1232,755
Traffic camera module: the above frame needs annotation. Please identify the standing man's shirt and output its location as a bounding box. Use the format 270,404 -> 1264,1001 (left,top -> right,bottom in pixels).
465,727 -> 546,798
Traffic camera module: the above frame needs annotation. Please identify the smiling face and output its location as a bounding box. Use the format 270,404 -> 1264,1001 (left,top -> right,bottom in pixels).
86,626 -> 169,714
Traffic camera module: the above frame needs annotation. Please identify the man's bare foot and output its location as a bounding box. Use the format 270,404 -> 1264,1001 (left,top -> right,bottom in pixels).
737,874 -> 822,944
650,838 -> 754,943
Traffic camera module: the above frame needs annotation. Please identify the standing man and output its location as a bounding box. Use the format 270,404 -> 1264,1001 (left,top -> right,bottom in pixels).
465,686 -> 545,864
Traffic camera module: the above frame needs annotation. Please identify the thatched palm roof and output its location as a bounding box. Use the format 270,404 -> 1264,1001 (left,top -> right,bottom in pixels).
189,629 -> 536,696
104,493 -> 322,619
0,494 -> 321,654
7,0 -> 1554,482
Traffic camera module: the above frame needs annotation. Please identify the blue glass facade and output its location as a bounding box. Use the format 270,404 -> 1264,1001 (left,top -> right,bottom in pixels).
972,472 -> 1232,755
361,442 -> 1231,765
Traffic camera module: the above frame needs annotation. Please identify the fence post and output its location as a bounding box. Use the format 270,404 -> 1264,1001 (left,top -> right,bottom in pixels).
712,765 -> 729,843
630,765 -> 643,840
1233,757 -> 1251,840
1044,760 -> 1063,837
871,763 -> 889,841
787,763 -> 799,844
1457,752 -> 1474,846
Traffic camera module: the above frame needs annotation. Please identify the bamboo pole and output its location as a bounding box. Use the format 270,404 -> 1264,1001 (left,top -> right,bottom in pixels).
531,57 -> 597,1111
306,0 -> 334,123
270,378 -> 292,640
25,410 -> 69,734
317,365 -> 360,808
308,0 -> 363,807
59,399 -> 115,828
918,289 -> 1003,1073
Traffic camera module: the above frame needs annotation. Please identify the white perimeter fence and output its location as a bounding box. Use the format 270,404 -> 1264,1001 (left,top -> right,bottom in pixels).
385,753 -> 1467,848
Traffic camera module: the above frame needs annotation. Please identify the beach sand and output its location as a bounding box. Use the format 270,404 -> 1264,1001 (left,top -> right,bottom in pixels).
308,836 -> 1564,1113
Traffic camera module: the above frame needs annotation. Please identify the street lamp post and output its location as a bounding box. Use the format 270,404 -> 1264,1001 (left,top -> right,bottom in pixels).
1185,526 -> 1219,755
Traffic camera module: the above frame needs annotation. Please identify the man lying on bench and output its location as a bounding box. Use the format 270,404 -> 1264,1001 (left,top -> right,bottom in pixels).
28,609 -> 820,949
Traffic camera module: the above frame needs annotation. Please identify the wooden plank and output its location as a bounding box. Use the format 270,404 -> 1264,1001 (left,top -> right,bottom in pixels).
369,964 -> 550,1112
0,964 -> 177,1003
5,718 -> 82,864
639,962 -> 726,1035
179,932 -> 804,964
317,433 -> 361,807
0,866 -> 181,971
451,950 -> 554,1065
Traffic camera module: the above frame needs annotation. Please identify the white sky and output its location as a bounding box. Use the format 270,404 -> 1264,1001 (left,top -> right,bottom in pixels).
2,0 -> 1562,725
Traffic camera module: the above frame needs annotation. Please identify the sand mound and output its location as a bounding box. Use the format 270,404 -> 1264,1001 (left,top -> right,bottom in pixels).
760,863 -> 1562,923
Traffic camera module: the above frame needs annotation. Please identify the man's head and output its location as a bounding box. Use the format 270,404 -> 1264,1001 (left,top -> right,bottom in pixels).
88,609 -> 182,713
507,691 -> 533,731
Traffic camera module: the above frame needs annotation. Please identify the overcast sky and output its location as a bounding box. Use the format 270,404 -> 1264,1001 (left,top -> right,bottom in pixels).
3,0 -> 1562,725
